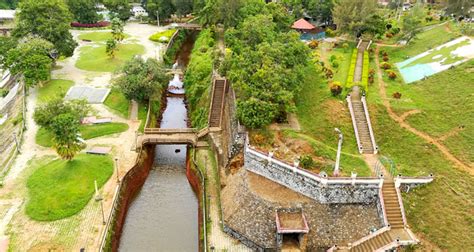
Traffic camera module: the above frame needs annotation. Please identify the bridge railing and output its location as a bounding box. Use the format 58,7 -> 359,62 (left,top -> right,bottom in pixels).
144,128 -> 198,134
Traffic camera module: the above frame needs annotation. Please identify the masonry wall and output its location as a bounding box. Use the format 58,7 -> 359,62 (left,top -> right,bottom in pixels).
244,149 -> 380,204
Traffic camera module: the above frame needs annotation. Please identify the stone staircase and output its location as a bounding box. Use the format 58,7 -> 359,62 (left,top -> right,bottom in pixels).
382,181 -> 405,229
349,231 -> 393,252
209,79 -> 226,128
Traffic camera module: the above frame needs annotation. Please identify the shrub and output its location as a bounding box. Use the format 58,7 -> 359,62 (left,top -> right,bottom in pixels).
390,27 -> 400,35
308,40 -> 319,49
382,51 -> 388,57
381,62 -> 391,70
383,55 -> 389,62
385,33 -> 393,38
0,88 -> 8,97
70,21 -> 110,28
369,76 -> 374,84
329,55 -> 337,62
426,16 -> 433,22
329,81 -> 342,96
331,60 -> 339,68
342,43 -> 349,52
326,28 -> 335,37
325,69 -> 333,79
387,70 -> 397,79
369,69 -> 376,77
300,155 -> 315,169
393,92 -> 402,99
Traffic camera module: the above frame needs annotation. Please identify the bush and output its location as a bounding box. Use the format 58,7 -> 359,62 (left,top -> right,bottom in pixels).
426,16 -> 433,22
390,27 -> 400,35
368,76 -> 374,84
381,62 -> 391,70
329,55 -> 337,62
369,69 -> 376,77
382,51 -> 388,57
308,40 -> 319,49
149,29 -> 177,43
300,155 -> 315,169
385,33 -> 393,38
393,92 -> 402,99
387,70 -> 397,79
331,60 -> 339,68
0,88 -> 8,97
329,81 -> 342,96
70,21 -> 110,28
325,68 -> 333,79
326,28 -> 335,37
383,55 -> 389,62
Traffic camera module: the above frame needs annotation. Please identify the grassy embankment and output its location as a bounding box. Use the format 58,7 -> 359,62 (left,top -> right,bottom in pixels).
368,24 -> 473,249
26,154 -> 113,221
184,28 -> 214,129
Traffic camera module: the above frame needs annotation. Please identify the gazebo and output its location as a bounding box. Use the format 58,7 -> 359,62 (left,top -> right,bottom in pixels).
291,18 -> 325,41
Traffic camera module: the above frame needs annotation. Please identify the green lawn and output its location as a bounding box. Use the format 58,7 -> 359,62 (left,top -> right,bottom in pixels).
37,79 -> 74,103
36,123 -> 129,147
104,89 -> 130,118
320,42 -> 355,84
75,43 -> 145,72
295,64 -> 371,176
384,22 -> 461,63
26,154 -> 113,221
78,32 -> 130,42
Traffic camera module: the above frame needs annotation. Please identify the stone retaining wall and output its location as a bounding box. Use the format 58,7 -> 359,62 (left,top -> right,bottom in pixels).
244,148 -> 380,204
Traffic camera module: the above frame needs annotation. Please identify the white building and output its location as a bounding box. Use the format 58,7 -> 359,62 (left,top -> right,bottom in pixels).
131,5 -> 148,18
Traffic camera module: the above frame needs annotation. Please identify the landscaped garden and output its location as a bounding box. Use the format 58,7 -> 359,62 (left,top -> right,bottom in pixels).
36,122 -> 129,148
149,29 -> 177,43
25,154 -> 113,221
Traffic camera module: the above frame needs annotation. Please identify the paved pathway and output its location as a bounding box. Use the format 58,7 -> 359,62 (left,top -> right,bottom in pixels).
196,150 -> 252,252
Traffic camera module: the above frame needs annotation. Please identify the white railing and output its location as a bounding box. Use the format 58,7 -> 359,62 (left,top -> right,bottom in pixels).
361,95 -> 378,154
367,40 -> 373,50
395,176 -> 434,186
379,187 -> 389,227
349,226 -> 391,248
356,38 -> 362,49
245,144 -> 382,186
375,241 -> 399,252
395,185 -> 408,226
0,82 -> 19,111
346,95 -> 364,154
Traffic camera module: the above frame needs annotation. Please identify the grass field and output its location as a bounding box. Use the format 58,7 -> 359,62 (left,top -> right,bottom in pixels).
320,42 -> 355,85
36,123 -> 129,147
295,64 -> 371,176
384,22 -> 461,62
75,43 -> 145,72
37,79 -> 74,104
77,32 -> 130,42
26,154 -> 113,221
368,24 -> 474,249
104,89 -> 130,118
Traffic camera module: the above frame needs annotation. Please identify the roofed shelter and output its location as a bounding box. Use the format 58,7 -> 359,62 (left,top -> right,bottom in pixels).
291,18 -> 325,41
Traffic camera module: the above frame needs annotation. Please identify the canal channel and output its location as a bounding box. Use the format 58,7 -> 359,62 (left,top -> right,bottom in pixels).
118,33 -> 199,251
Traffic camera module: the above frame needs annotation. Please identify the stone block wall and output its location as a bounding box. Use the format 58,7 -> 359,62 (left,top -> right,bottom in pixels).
244,148 -> 380,204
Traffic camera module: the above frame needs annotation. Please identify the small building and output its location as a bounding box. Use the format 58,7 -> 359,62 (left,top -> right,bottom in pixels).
0,9 -> 15,35
131,5 -> 148,18
291,18 -> 325,41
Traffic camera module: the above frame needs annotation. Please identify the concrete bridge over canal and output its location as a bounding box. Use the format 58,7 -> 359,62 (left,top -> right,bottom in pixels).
138,78 -> 228,148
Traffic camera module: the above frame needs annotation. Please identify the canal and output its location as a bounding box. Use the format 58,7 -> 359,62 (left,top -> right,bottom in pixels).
118,33 -> 199,251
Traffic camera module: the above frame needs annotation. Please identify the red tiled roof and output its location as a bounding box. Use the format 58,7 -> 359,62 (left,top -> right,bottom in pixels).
291,18 -> 316,30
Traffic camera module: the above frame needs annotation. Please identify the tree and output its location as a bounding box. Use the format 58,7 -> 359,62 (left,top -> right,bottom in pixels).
402,3 -> 424,43
66,0 -> 100,24
34,99 -> 90,160
4,37 -> 55,87
333,0 -> 378,37
111,17 -> 125,42
146,0 -> 175,22
104,0 -> 131,21
13,0 -> 77,57
113,57 -> 169,102
172,0 -> 193,18
445,0 -> 471,17
50,113 -> 84,160
106,39 -> 118,58
307,0 -> 334,25
362,14 -> 386,37
0,36 -> 17,67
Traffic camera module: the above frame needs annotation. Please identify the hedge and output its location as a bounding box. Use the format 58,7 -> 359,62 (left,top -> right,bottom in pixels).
361,51 -> 369,92
346,49 -> 358,88
71,21 -> 110,28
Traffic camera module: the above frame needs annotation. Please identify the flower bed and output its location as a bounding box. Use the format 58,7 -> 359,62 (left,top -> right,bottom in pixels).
71,21 -> 110,28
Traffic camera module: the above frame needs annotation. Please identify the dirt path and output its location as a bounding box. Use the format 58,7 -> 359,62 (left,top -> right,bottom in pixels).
438,126 -> 464,141
399,109 -> 421,121
374,45 -> 473,175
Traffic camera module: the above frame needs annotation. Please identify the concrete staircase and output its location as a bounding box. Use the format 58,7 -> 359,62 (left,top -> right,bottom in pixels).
349,231 -> 393,252
382,181 -> 405,229
350,93 -> 375,154
209,79 -> 226,128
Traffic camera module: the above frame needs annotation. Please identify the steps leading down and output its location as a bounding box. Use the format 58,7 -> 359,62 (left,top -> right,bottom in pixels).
350,94 -> 375,153
209,79 -> 226,128
350,231 -> 393,252
382,181 -> 405,229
